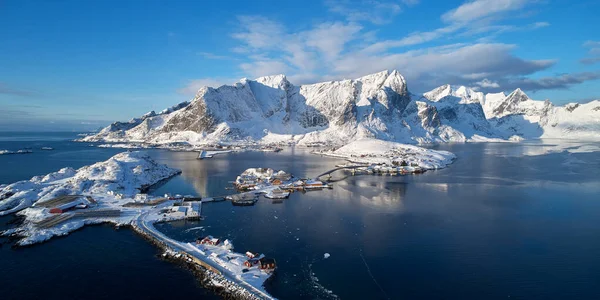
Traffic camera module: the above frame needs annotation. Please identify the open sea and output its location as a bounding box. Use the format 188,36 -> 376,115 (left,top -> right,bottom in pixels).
1,132 -> 600,299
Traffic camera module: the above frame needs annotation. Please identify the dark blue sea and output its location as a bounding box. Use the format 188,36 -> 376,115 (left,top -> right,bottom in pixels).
1,132 -> 600,299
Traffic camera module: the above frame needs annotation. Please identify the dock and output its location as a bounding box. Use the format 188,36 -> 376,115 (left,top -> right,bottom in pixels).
200,197 -> 226,203
182,196 -> 203,201
123,197 -> 169,207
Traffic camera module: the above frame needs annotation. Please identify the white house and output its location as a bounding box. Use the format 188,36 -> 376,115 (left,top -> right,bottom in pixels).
134,193 -> 148,202
186,202 -> 201,218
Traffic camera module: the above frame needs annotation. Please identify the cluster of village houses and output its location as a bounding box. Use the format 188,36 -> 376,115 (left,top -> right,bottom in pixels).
234,168 -> 329,194
197,235 -> 277,272
131,193 -> 202,220
163,201 -> 201,219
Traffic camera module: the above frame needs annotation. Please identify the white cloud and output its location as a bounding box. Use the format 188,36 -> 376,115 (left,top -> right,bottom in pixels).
231,16 -> 285,51
240,60 -> 290,79
581,40 -> 600,65
402,0 -> 420,6
197,52 -> 229,60
224,11 -> 583,92
282,42 -> 319,71
179,1 -> 597,94
334,43 -> 555,91
532,21 -> 550,29
584,40 -> 600,48
361,23 -> 463,54
325,0 -> 408,25
358,0 -> 547,54
230,16 -> 364,83
442,0 -> 532,23
177,78 -> 237,95
460,21 -> 549,38
305,22 -> 362,60
476,79 -> 501,88
498,72 -> 600,91
581,57 -> 600,65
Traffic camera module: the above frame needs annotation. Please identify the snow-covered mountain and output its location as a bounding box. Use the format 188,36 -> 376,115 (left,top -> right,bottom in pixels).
414,83 -> 600,141
90,101 -> 190,141
83,70 -> 600,145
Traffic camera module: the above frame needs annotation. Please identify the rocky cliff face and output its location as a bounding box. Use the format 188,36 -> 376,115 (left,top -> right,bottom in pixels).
83,70 -> 600,145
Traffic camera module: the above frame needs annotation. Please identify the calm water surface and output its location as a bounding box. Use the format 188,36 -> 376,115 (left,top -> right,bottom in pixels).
2,132 -> 600,299
0,132 -> 219,300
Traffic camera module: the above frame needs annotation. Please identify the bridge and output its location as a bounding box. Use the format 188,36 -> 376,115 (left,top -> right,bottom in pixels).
315,165 -> 369,181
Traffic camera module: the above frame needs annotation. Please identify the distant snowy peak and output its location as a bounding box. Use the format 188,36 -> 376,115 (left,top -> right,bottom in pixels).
423,84 -> 600,140
423,84 -> 483,104
491,88 -> 536,117
422,84 -> 451,101
82,100 -> 190,142
508,88 -> 528,101
423,85 -> 549,119
352,69 -> 409,110
159,101 -> 190,115
253,74 -> 290,88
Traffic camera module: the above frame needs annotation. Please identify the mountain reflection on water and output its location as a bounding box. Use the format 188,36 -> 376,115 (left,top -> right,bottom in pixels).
3,135 -> 599,300
152,142 -> 600,300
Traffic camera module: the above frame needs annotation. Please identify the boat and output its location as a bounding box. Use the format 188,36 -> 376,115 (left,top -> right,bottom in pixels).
303,179 -> 328,189
264,189 -> 290,199
231,198 -> 258,206
262,147 -> 283,152
41,147 -> 54,150
197,150 -> 211,159
229,193 -> 259,206
413,167 -> 426,174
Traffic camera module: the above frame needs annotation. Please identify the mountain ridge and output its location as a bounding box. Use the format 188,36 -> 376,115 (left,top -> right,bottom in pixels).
82,70 -> 600,145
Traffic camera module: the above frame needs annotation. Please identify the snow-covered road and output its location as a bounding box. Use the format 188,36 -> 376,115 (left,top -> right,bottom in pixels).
134,210 -> 276,300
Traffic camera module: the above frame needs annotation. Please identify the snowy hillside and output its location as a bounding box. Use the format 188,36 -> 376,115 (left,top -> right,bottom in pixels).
423,85 -> 600,140
0,151 -> 181,216
328,138 -> 456,169
540,100 -> 600,139
85,101 -> 190,142
83,70 -> 600,146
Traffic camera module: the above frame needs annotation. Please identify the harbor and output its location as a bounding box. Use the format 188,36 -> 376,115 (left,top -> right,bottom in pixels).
0,144 -> 451,300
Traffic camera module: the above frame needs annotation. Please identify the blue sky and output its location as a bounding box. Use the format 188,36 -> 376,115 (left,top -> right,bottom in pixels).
1,0 -> 599,131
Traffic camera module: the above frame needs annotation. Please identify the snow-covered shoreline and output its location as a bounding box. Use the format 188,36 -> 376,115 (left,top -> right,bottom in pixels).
0,140 -> 457,299
0,151 -> 183,243
0,149 -> 33,155
132,211 -> 276,300
318,139 -> 456,170
0,151 -> 278,299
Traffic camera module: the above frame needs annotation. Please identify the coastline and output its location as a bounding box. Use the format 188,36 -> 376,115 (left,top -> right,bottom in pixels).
0,141 -> 456,300
131,222 -> 275,300
0,150 -> 278,300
